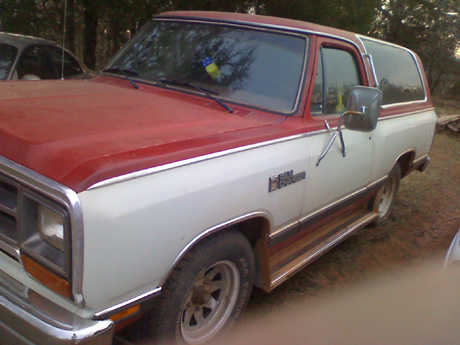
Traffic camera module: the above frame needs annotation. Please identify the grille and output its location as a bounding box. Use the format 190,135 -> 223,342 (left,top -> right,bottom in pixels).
0,158 -> 77,295
0,171 -> 71,275
0,176 -> 19,246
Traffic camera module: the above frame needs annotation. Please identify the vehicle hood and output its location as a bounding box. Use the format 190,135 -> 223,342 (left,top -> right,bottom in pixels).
0,79 -> 282,192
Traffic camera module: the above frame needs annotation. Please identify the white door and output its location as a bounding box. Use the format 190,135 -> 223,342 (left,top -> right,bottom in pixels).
302,41 -> 373,216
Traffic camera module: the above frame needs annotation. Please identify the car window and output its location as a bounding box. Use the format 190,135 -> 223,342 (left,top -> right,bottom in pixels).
46,46 -> 83,78
0,43 -> 18,80
361,38 -> 425,105
16,45 -> 53,80
106,20 -> 307,114
311,47 -> 361,115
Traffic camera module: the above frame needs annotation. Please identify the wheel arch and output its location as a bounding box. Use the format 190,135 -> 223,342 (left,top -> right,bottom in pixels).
395,150 -> 415,179
159,212 -> 271,291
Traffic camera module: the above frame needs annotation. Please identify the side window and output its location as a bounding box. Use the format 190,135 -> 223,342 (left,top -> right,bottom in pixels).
0,44 -> 18,80
16,46 -> 53,80
362,39 -> 425,105
47,46 -> 83,78
310,47 -> 361,115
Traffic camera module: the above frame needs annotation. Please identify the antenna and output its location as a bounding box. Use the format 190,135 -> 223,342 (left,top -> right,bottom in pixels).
61,0 -> 68,80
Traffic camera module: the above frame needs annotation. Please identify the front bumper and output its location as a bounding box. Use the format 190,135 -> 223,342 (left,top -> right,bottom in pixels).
0,270 -> 114,345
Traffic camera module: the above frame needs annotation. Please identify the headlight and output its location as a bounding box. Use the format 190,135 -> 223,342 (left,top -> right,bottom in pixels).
21,194 -> 69,275
21,194 -> 72,298
0,166 -> 76,300
38,204 -> 65,251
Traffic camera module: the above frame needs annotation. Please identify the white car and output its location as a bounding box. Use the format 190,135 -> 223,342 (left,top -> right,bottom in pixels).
0,32 -> 91,81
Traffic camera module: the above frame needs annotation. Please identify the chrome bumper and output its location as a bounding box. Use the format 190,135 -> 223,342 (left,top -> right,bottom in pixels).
416,155 -> 430,173
411,155 -> 430,173
0,270 -> 114,345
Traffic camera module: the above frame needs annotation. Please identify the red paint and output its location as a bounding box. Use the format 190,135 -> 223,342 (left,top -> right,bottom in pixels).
0,12 -> 433,192
0,78 -> 305,192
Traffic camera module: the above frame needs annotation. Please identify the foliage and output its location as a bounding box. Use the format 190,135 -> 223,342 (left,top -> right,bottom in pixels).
0,0 -> 458,96
0,0 -> 61,37
0,0 -> 383,70
372,0 -> 460,95
259,0 -> 382,34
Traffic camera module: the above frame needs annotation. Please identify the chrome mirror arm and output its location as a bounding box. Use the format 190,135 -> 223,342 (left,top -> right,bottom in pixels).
316,131 -> 338,166
316,110 -> 361,166
363,54 -> 379,88
337,113 -> 347,158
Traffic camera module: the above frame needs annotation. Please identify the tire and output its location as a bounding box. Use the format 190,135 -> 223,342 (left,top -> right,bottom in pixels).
138,230 -> 255,344
368,163 -> 401,227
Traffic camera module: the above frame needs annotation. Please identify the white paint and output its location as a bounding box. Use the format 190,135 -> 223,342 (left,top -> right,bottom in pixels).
77,107 -> 436,315
79,137 -> 310,312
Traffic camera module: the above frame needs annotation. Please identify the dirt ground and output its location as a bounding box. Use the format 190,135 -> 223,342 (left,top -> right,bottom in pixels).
115,107 -> 460,344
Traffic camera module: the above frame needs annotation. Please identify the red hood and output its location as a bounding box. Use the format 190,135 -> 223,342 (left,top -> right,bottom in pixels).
0,78 -> 286,192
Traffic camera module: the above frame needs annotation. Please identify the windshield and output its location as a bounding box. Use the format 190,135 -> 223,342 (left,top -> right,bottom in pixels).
0,43 -> 18,80
106,20 -> 308,113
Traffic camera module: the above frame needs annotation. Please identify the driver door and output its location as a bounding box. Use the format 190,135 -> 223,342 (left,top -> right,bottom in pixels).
302,38 -> 374,216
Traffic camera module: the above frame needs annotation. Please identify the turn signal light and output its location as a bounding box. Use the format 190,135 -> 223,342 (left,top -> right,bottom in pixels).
21,254 -> 72,299
110,305 -> 141,322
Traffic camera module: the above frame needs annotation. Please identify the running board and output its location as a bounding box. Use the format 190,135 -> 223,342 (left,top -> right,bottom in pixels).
269,210 -> 378,290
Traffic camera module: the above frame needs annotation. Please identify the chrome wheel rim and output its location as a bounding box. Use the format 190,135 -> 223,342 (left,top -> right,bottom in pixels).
378,176 -> 396,217
181,260 -> 240,344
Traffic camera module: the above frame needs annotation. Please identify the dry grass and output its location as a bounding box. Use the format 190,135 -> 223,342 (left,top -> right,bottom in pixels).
434,97 -> 460,116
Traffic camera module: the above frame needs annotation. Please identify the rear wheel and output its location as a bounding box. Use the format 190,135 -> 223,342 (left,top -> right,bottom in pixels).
138,230 -> 255,344
369,163 -> 401,226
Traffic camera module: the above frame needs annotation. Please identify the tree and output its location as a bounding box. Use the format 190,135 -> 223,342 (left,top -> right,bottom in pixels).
168,0 -> 248,12
0,0 -> 457,94
0,0 -> 42,36
372,0 -> 460,94
258,0 -> 382,34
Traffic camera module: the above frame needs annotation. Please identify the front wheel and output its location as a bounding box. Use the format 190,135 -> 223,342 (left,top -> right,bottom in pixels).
138,230 -> 255,344
369,163 -> 401,226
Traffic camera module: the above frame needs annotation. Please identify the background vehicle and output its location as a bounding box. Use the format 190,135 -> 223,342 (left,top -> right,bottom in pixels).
445,228 -> 460,266
0,32 -> 92,81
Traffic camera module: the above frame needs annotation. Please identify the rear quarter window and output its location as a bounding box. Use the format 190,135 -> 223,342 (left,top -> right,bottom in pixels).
361,38 -> 425,106
47,46 -> 84,78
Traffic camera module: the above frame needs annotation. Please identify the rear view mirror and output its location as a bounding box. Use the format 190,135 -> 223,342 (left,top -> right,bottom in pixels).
344,86 -> 382,132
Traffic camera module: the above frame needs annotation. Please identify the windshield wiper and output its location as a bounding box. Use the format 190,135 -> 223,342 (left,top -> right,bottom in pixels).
160,78 -> 233,114
102,67 -> 139,89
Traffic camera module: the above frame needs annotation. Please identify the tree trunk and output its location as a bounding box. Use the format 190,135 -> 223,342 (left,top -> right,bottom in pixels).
83,1 -> 98,70
67,0 -> 75,52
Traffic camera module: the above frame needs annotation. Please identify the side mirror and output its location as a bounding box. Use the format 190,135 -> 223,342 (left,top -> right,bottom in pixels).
316,86 -> 382,166
343,86 -> 382,132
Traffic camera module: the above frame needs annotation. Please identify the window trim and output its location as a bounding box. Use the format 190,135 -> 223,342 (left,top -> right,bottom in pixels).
11,43 -> 84,81
104,18 -> 311,116
0,43 -> 18,81
14,44 -> 56,80
44,45 -> 84,79
309,39 -> 365,117
357,35 -> 428,108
